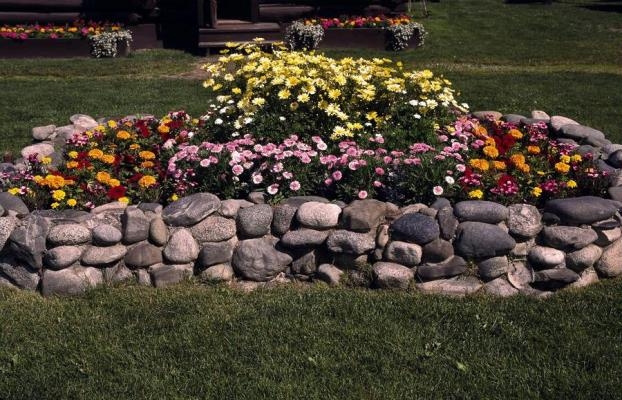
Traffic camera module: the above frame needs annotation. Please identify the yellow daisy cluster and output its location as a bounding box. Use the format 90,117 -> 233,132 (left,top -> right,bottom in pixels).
202,42 -> 464,141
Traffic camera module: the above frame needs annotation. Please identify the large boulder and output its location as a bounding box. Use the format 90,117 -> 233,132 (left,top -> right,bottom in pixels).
162,193 -> 221,227
544,197 -> 619,225
454,222 -> 516,258
41,266 -> 103,296
383,241 -> 422,267
9,214 -> 49,270
0,260 -> 39,291
541,226 -> 598,250
595,238 -> 622,277
81,244 -> 127,266
326,230 -> 375,255
477,256 -> 511,281
232,237 -> 293,282
163,229 -> 200,264
124,242 -> 163,268
296,202 -> 342,229
280,229 -> 330,248
121,207 -> 150,244
92,224 -> 123,246
196,237 -> 237,268
417,256 -> 467,281
341,200 -> 387,232
43,245 -> 83,270
271,204 -> 298,236
0,192 -> 29,217
47,223 -> 91,246
149,263 -> 194,288
507,204 -> 542,238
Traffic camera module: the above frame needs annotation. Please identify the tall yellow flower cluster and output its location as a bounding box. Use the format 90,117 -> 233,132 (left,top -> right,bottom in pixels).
202,42 -> 465,142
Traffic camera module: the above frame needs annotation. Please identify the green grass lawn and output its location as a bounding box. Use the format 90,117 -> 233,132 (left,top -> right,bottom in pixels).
1,0 -> 622,398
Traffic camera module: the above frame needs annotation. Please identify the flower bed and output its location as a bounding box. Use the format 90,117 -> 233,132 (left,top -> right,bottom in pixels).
0,20 -> 132,58
1,45 -> 621,296
285,15 -> 426,51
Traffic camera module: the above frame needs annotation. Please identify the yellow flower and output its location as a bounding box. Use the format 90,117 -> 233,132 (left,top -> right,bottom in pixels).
492,161 -> 507,170
251,97 -> 266,106
170,194 -> 179,202
51,202 -> 60,209
108,179 -> 121,187
88,149 -> 104,160
41,174 -> 67,189
509,154 -> 526,165
66,161 -> 79,169
33,175 -> 43,184
141,161 -> 155,168
328,89 -> 341,100
468,189 -> 484,199
560,154 -> 571,163
67,198 -> 77,207
116,130 -> 131,140
571,154 -> 582,162
330,125 -> 352,141
52,190 -> 66,201
41,156 -> 52,165
158,125 -> 170,134
101,154 -> 116,164
516,163 -> 530,174
96,171 -> 111,184
138,175 -> 157,188
8,188 -> 20,195
469,159 -> 490,172
68,151 -> 78,159
531,187 -> 542,197
365,111 -> 378,121
527,146 -> 541,155
566,180 -> 578,188
118,197 -> 130,204
277,89 -> 291,99
107,120 -> 117,129
129,144 -> 141,151
139,151 -> 156,160
232,87 -> 242,94
508,129 -> 523,139
475,125 -> 488,137
297,93 -> 310,103
483,146 -> 499,159
554,162 -> 570,174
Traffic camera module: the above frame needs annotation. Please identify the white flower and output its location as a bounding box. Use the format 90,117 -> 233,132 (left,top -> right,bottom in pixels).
445,176 -> 455,185
408,99 -> 418,106
244,117 -> 253,125
187,131 -> 194,138
219,107 -> 228,114
414,114 -> 421,119
214,118 -> 223,125
433,186 -> 444,196
279,116 -> 286,121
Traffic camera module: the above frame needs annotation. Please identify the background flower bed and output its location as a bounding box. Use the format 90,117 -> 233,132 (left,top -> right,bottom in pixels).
0,44 -> 610,211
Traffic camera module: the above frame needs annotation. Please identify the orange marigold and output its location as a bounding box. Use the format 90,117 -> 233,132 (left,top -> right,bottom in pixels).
508,129 -> 523,139
139,151 -> 156,160
96,171 -> 111,184
483,145 -> 499,159
509,154 -> 526,165
469,158 -> 490,172
492,161 -> 507,170
527,146 -> 541,155
138,175 -> 157,188
555,162 -> 570,174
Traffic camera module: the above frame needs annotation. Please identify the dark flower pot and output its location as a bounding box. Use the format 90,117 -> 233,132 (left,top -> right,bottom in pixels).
0,38 -> 130,58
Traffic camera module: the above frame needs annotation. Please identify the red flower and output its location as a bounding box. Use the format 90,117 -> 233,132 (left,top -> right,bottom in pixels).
107,186 -> 126,200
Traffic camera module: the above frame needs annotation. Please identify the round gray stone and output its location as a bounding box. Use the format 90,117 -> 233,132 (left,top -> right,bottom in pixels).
541,226 -> 598,250
454,222 -> 516,258
163,229 -> 199,264
416,277 -> 482,297
232,237 -> 293,282
124,242 -> 163,268
190,215 -> 236,242
149,263 -> 194,288
472,111 -> 502,121
326,230 -> 375,255
316,264 -> 343,286
437,207 -> 458,240
92,224 -> 123,246
81,244 -> 127,266
373,262 -> 414,289
0,261 -> 39,291
550,115 -> 579,132
9,214 -> 49,270
0,216 -> 17,249
196,236 -> 237,268
47,223 -> 91,246
121,207 -> 150,244
417,256 -> 467,280
607,150 -> 622,168
21,142 -> 54,160
594,227 -> 622,247
383,241 -> 422,267
454,201 -> 509,224
281,228 -> 329,249
566,244 -> 602,272
559,124 -> 606,143
296,201 -> 341,229
595,238 -> 622,277
271,204 -> 297,237
0,192 -> 29,216
32,124 -> 56,141
508,204 -> 542,238
162,193 -> 221,227
527,246 -> 565,270
533,268 -> 580,290
44,245 -> 83,270
341,199 -> 387,232
478,256 -> 511,281
483,278 -> 519,297
149,217 -> 168,246
200,263 -> 234,283
237,204 -> 273,238
422,238 -> 454,263
390,213 -> 440,245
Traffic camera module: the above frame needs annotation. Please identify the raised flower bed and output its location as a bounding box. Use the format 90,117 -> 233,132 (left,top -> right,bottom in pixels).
1,43 -> 621,296
0,20 -> 132,58
285,15 -> 426,51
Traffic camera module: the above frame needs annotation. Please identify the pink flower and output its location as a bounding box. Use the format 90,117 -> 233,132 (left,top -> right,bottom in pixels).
324,178 -> 333,186
267,184 -> 279,195
232,164 -> 244,176
332,170 -> 343,181
373,180 -> 383,187
433,186 -> 444,196
375,167 -> 385,176
317,142 -> 327,151
252,173 -> 263,184
282,171 -> 293,179
199,158 -> 211,167
456,164 -> 466,172
289,180 -> 301,191
348,161 -> 359,171
358,190 -> 368,199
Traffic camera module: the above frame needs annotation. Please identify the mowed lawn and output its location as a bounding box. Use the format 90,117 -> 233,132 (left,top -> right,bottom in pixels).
0,0 -> 621,399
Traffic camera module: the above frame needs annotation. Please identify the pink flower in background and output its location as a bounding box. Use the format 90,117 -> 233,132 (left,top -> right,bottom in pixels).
433,186 -> 444,196
375,167 -> 385,176
332,170 -> 343,181
358,190 -> 368,199
289,181 -> 301,191
267,184 -> 279,195
231,164 -> 244,176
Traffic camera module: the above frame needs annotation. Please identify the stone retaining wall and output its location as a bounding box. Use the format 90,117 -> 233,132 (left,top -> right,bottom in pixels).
1,191 -> 621,297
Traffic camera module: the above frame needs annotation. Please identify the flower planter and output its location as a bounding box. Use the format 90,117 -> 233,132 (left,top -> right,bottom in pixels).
0,38 -> 129,58
317,27 -> 421,50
